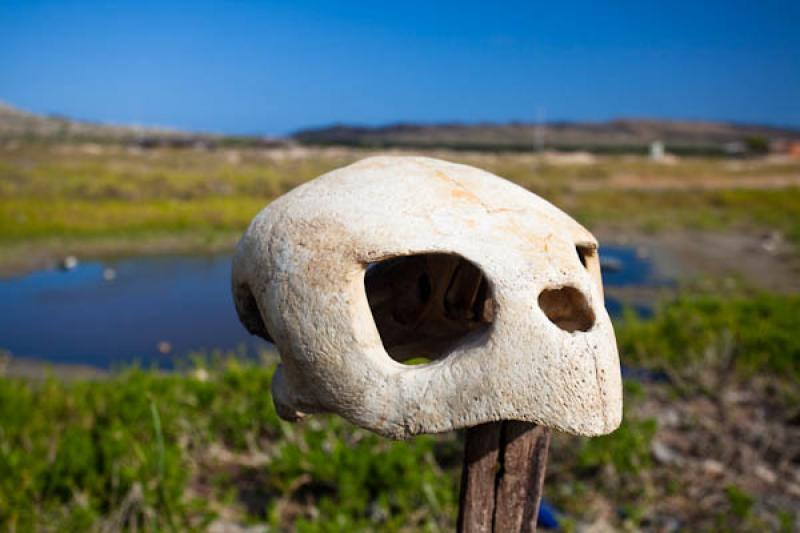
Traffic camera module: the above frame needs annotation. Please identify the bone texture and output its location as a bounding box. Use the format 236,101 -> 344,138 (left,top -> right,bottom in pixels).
232,156 -> 622,439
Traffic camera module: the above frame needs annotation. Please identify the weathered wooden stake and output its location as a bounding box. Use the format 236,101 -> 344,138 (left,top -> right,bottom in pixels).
457,421 -> 551,533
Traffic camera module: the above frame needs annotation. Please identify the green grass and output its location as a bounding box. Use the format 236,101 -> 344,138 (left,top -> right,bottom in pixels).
1,294 -> 798,530
0,197 -> 266,241
0,359 -> 458,531
2,144 -> 800,253
618,292 -> 800,384
2,142 -> 799,528
0,144 -> 347,247
567,187 -> 800,241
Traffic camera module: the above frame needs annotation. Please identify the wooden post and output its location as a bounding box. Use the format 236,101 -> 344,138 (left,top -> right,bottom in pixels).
457,421 -> 551,533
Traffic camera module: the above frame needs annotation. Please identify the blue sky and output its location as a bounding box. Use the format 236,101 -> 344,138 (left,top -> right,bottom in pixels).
1,1 -> 798,134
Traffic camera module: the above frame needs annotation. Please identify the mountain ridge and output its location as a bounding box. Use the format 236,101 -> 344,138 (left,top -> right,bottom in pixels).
293,119 -> 800,154
0,101 -> 194,141
3,101 -> 799,153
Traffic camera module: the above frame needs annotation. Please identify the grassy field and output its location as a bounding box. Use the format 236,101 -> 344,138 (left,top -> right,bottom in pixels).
1,141 -> 799,530
1,294 -> 797,531
1,142 -> 800,273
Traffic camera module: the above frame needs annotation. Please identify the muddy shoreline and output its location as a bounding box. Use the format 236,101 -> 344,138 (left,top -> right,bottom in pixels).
595,226 -> 800,293
0,231 -> 242,279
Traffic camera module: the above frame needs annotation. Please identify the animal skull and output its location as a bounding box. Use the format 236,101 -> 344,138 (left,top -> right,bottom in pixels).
232,156 -> 622,439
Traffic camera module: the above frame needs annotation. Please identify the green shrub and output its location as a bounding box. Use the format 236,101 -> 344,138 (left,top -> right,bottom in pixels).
617,293 -> 800,382
0,360 -> 281,530
1,293 -> 798,529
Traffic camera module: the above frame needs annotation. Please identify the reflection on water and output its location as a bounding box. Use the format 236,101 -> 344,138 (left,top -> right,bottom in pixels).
599,246 -> 654,286
600,245 -> 660,317
0,246 -> 659,367
0,255 -> 267,368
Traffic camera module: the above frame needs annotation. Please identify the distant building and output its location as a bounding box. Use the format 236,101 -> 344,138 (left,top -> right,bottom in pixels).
649,141 -> 665,161
722,141 -> 746,156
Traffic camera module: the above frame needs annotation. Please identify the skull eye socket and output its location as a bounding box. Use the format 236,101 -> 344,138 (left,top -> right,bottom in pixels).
538,286 -> 595,333
364,253 -> 494,364
576,245 -> 593,268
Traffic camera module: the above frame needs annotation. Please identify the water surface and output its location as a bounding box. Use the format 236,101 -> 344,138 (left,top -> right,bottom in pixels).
0,246 -> 659,368
0,255 -> 267,367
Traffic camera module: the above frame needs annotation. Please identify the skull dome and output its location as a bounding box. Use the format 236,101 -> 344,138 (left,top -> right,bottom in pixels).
232,156 -> 622,439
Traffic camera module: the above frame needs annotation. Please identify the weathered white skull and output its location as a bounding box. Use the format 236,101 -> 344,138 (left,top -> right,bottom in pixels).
232,156 -> 622,439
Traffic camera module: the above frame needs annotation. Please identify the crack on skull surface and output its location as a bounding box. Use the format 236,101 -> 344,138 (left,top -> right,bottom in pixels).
586,334 -> 609,430
429,167 -> 528,217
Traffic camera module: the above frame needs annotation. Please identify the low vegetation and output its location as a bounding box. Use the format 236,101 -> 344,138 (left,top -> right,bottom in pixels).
2,143 -> 800,273
1,294 -> 797,531
1,137 -> 798,530
619,292 -> 800,384
292,120 -> 800,155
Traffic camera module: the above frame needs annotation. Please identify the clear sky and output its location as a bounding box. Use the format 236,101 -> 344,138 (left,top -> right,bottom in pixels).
1,0 -> 798,135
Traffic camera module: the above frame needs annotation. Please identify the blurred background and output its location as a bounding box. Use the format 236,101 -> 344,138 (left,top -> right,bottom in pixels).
0,1 -> 798,530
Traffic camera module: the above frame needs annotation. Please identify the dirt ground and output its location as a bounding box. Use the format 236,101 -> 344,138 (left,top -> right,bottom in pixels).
596,227 -> 800,294
561,374 -> 800,531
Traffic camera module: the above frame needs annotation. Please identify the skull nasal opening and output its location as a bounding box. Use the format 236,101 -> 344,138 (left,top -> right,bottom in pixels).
538,286 -> 595,333
364,253 -> 494,364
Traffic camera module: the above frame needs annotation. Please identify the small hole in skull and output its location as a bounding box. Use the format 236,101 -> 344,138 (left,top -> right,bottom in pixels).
364,253 -> 494,364
538,286 -> 595,333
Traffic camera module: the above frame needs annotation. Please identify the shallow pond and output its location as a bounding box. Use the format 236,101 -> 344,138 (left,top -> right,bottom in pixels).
0,246 -> 660,368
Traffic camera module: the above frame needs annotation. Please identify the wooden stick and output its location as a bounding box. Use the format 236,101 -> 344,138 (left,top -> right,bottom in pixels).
457,421 -> 552,533
457,422 -> 503,533
494,422 -> 552,532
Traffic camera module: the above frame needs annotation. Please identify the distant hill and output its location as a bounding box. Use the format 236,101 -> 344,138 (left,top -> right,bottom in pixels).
0,102 -> 193,142
4,101 -> 799,154
0,102 -> 283,148
293,119 -> 800,154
